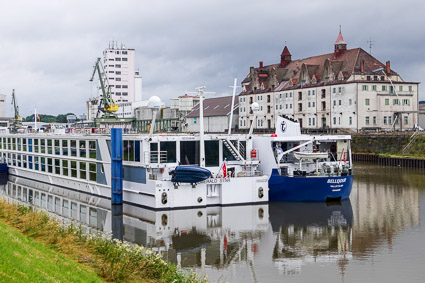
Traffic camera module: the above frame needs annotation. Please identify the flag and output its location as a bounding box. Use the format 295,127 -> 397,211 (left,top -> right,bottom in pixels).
222,161 -> 227,178
32,114 -> 40,122
343,151 -> 346,164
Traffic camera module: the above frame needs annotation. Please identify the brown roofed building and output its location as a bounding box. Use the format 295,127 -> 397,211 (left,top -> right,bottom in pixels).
186,95 -> 239,133
239,29 -> 419,132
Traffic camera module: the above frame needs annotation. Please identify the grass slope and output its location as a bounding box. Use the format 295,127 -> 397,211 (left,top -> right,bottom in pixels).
0,220 -> 102,282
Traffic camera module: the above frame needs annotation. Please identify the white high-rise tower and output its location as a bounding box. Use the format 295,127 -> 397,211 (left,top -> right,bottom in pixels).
86,42 -> 143,121
102,41 -> 141,103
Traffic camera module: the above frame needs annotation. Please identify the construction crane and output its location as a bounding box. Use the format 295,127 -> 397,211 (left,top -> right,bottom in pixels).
89,58 -> 118,118
10,89 -> 22,133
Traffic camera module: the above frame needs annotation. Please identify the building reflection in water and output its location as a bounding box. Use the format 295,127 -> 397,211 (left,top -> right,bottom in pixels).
269,201 -> 353,276
0,164 -> 421,281
350,164 -> 420,258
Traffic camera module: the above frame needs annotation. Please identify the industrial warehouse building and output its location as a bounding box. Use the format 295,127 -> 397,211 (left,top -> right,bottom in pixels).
186,96 -> 239,133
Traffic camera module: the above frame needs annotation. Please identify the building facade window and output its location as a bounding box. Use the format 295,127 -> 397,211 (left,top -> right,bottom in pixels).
404,116 -> 408,125
373,116 -> 376,125
365,116 -> 370,125
372,85 -> 377,91
349,116 -> 352,125
365,99 -> 370,105
362,85 -> 368,91
385,99 -> 389,105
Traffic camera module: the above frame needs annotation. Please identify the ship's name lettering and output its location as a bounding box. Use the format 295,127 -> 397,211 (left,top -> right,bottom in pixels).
202,178 -> 231,184
327,178 -> 346,184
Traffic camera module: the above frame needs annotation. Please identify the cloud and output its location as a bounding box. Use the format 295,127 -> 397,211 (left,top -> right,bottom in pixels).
0,0 -> 423,116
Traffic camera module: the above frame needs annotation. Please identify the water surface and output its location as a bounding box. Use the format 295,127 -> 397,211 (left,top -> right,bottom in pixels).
1,163 -> 424,282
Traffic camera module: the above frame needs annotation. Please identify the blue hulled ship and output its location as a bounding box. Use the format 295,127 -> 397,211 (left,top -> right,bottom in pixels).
252,116 -> 353,202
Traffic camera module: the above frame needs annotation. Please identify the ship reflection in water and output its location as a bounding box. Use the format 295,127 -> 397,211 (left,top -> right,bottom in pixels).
0,163 -> 423,282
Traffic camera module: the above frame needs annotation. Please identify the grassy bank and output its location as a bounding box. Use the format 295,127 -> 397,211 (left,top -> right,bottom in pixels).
352,134 -> 425,159
0,199 -> 206,282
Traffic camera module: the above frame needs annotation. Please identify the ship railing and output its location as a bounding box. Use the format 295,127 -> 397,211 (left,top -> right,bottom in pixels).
236,170 -> 263,177
145,151 -> 168,164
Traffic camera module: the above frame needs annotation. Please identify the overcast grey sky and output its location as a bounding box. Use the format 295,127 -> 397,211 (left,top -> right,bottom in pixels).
0,0 -> 424,116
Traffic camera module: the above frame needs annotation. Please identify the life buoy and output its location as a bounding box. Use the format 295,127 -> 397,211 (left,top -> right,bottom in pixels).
251,149 -> 257,159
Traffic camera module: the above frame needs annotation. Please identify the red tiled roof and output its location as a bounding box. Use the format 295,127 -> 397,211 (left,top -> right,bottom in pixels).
239,45 -> 397,95
335,29 -> 346,45
281,46 -> 291,56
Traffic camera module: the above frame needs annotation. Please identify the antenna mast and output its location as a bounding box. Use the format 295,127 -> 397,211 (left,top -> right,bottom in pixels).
367,36 -> 375,55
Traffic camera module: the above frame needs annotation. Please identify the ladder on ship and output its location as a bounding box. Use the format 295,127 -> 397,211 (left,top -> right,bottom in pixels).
223,139 -> 246,161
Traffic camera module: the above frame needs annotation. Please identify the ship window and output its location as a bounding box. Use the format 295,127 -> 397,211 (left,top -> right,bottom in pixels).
205,140 -> 219,167
17,138 -> 21,151
70,140 -> 77,157
54,159 -> 60,174
28,155 -> 33,169
40,139 -> 45,154
61,140 -> 67,155
47,140 -> 52,154
124,140 -> 135,161
62,160 -> 69,176
71,202 -> 78,220
55,197 -> 61,213
34,191 -> 40,206
62,200 -> 69,217
22,155 -> 27,168
160,141 -> 176,163
80,205 -> 88,224
23,138 -> 27,151
89,141 -> 96,159
34,156 -> 39,170
79,141 -> 86,158
47,195 -> 53,211
47,158 -> 53,173
12,138 -> 16,150
0,138 -> 2,149
89,163 -> 96,181
79,162 -> 86,179
71,161 -> 77,177
150,143 -> 159,163
180,141 -> 200,165
55,140 -> 60,155
34,139 -> 39,153
89,208 -> 97,227
41,157 -> 46,172
41,193 -> 46,208
17,154 -> 21,167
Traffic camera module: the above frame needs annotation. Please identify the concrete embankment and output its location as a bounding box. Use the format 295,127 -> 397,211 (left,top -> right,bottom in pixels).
351,133 -> 425,168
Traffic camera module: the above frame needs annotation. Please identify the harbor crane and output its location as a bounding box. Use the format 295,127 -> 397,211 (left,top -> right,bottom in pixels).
10,89 -> 22,133
90,58 -> 118,118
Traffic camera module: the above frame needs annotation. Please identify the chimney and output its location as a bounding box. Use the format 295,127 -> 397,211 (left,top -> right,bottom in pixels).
386,61 -> 391,74
360,60 -> 365,73
250,66 -> 255,77
259,61 -> 264,68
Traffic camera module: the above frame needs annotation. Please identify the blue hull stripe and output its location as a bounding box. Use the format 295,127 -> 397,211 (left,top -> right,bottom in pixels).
269,169 -> 353,202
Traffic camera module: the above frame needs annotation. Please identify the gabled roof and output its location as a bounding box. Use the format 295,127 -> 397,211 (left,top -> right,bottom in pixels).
335,29 -> 346,45
186,96 -> 239,118
281,46 -> 291,56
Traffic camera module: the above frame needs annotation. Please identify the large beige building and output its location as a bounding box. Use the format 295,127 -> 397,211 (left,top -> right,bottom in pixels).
238,30 -> 419,132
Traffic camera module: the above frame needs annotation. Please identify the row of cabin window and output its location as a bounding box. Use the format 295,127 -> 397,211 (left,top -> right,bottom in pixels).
5,183 -> 98,226
0,138 -> 96,159
149,140 -> 242,166
4,153 -> 97,181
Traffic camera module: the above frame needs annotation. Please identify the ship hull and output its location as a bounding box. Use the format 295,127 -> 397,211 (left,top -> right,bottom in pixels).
269,169 -> 353,202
